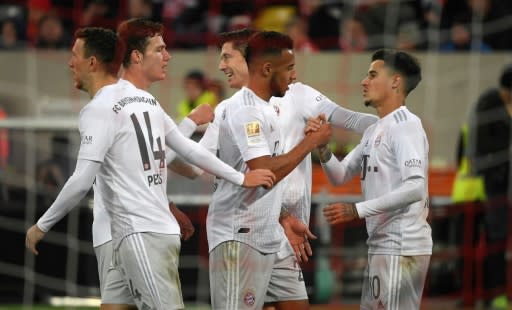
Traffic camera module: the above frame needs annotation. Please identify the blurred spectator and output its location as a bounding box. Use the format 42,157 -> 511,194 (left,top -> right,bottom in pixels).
441,0 -> 512,50
207,79 -> 226,102
26,0 -> 52,44
253,5 -> 296,33
177,69 -> 218,121
396,21 -> 424,50
308,1 -> 344,50
79,0 -> 117,29
440,19 -> 492,51
224,14 -> 252,32
338,16 -> 368,52
127,0 -> 155,20
35,14 -> 70,49
285,16 -> 318,53
467,64 -> 512,309
162,0 -> 208,48
0,19 -> 26,50
357,0 -> 423,49
211,0 -> 254,33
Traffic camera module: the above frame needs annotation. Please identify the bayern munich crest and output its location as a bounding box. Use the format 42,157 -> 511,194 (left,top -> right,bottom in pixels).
243,290 -> 256,306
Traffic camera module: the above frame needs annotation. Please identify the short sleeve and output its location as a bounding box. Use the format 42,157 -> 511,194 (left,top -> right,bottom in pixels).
77,104 -> 116,162
228,105 -> 271,162
291,83 -> 338,120
390,122 -> 427,181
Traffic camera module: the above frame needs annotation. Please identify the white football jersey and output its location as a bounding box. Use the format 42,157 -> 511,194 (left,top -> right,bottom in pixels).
207,87 -> 284,253
78,79 -> 179,247
92,177 -> 111,247
270,82 -> 338,224
349,107 -> 432,255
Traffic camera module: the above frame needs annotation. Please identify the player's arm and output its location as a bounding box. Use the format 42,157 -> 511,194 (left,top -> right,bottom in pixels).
27,102 -> 113,255
164,128 -> 275,188
167,104 -> 221,178
305,115 -> 363,185
245,124 -> 331,183
26,159 -> 100,255
324,177 -> 425,224
324,123 -> 427,224
329,106 -> 378,134
294,83 -> 378,134
165,103 -> 214,165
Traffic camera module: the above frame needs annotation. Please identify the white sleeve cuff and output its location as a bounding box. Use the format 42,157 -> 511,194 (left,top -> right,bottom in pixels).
177,117 -> 197,137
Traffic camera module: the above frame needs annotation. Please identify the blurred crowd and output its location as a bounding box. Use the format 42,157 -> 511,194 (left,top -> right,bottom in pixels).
1,0 -> 512,52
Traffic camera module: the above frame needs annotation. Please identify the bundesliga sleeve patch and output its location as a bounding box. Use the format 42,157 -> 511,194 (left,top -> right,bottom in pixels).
245,121 -> 264,145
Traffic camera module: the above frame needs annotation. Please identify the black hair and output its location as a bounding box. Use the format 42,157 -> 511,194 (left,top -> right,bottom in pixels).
372,48 -> 422,95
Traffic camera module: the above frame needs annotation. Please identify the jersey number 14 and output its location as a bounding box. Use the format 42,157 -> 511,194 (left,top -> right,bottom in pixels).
130,111 -> 165,171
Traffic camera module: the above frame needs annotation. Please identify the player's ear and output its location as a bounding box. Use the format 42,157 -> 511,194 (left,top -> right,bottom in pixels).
262,62 -> 272,77
130,49 -> 143,65
391,74 -> 401,91
88,55 -> 97,71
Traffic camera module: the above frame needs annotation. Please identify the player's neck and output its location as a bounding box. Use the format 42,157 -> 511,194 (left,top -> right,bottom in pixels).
89,74 -> 118,98
247,79 -> 271,102
376,97 -> 405,118
122,69 -> 151,91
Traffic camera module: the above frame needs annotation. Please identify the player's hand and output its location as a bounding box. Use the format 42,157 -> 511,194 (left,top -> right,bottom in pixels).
169,202 -> 195,241
280,213 -> 317,263
25,224 -> 46,255
304,114 -> 327,135
187,104 -> 214,125
242,169 -> 276,189
306,118 -> 331,148
323,202 -> 359,225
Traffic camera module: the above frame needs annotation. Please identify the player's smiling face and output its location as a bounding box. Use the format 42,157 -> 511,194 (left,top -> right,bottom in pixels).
361,60 -> 394,107
269,49 -> 296,98
218,42 -> 249,89
68,38 -> 90,92
140,35 -> 171,83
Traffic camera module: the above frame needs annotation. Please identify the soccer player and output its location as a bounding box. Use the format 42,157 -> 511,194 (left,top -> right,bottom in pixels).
205,31 -> 333,310
173,28 -> 378,309
26,27 -> 211,310
26,19 -> 276,310
313,49 -> 432,310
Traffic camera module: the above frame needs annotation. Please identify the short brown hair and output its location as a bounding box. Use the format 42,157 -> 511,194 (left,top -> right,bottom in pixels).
74,27 -> 123,76
117,18 -> 164,67
218,28 -> 259,57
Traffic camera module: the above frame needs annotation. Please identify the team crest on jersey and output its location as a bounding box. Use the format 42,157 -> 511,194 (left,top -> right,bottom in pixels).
243,290 -> 256,306
374,134 -> 382,147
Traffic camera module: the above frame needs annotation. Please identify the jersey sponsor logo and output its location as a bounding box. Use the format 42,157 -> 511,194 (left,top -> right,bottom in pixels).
243,290 -> 256,306
112,96 -> 157,114
81,135 -> 93,145
404,158 -> 422,168
245,121 -> 264,145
